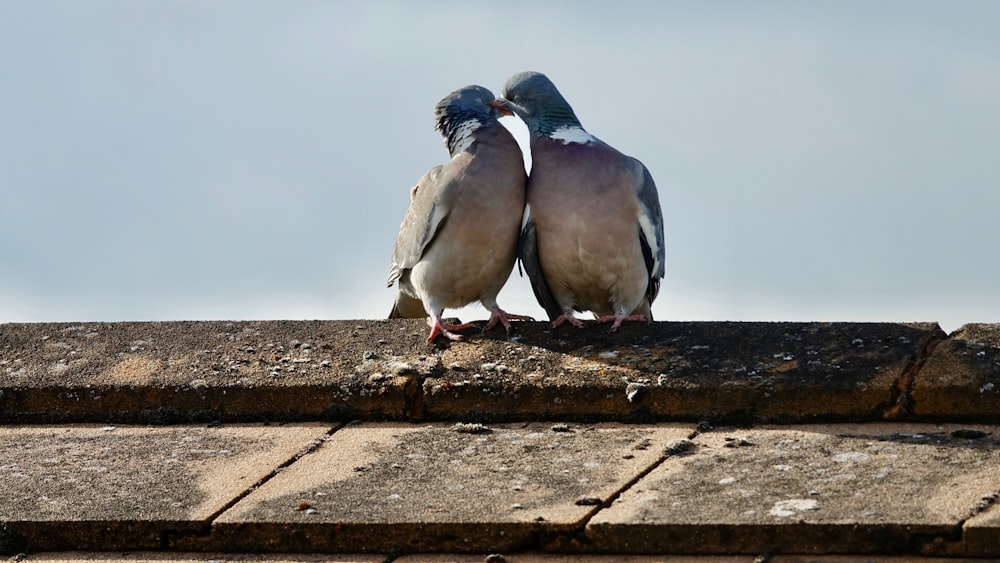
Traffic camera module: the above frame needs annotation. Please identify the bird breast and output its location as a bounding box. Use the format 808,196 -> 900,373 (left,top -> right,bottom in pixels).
528,143 -> 648,315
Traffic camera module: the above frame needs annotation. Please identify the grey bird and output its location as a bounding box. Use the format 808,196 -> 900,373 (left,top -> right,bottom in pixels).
494,71 -> 665,330
387,85 -> 532,343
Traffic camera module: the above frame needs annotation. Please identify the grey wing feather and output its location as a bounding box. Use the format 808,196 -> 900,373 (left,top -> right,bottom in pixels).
625,157 -> 666,301
638,226 -> 660,310
518,206 -> 562,321
388,291 -> 427,318
387,166 -> 452,287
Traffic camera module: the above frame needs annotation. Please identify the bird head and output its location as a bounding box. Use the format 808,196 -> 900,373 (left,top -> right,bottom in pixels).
434,85 -> 505,131
495,71 -> 581,136
434,85 -> 506,155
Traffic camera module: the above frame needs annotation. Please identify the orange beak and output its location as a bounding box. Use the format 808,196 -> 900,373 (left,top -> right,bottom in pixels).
490,99 -> 513,117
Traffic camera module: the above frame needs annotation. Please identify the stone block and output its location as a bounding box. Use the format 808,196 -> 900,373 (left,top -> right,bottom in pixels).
209,422 -> 692,553
912,323 -> 1000,420
0,424 -> 331,552
587,424 -> 1000,555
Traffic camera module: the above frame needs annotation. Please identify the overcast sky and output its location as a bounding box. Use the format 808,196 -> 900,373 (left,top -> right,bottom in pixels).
2,1 -> 998,333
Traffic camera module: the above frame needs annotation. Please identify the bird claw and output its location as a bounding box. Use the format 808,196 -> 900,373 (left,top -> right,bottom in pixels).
552,312 -> 586,329
596,314 -> 648,331
483,307 -> 535,333
426,318 -> 472,343
443,321 -> 476,332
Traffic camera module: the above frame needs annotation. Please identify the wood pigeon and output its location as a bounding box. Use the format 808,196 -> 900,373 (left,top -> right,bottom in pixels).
387,85 -> 533,343
494,71 -> 665,330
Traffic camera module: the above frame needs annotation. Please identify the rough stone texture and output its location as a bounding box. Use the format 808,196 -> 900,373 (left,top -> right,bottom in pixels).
208,422 -> 692,553
2,423 -> 998,558
4,320 -> 1000,559
768,558 -> 992,563
586,424 -> 1000,556
0,321 -> 428,423
2,556 -> 985,563
963,502 -> 1000,557
5,555 -> 379,562
423,321 -> 944,424
0,321 -> 946,424
913,323 -> 1000,420
0,424 -> 331,552
394,556 -> 754,562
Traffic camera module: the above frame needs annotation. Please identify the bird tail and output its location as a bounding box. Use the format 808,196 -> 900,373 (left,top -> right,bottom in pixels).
389,291 -> 428,319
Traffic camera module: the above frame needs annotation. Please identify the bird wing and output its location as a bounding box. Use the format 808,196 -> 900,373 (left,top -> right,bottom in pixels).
518,203 -> 563,321
624,156 -> 666,305
387,164 -> 457,287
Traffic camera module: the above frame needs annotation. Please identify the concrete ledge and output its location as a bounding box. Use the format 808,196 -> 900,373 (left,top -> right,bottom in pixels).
0,424 -> 332,553
421,321 -> 943,424
586,424 -> 1000,556
1,320 -> 974,424
204,423 -> 690,553
3,556 -> 995,563
2,556 -> 385,563
914,323 -> 1000,419
5,320 -> 1000,559
0,321 -> 420,424
4,555 -> 994,563
2,423 -> 998,557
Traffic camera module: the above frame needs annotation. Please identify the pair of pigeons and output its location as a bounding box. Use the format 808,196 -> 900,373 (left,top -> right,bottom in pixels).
387,71 -> 665,343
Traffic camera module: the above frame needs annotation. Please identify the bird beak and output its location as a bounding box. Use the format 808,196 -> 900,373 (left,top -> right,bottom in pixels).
490,99 -> 514,117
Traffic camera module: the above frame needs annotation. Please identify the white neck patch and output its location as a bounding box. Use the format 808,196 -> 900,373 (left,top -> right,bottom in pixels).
549,125 -> 596,145
449,118 -> 483,154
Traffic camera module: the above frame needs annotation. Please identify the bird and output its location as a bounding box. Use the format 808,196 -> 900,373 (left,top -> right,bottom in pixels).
494,71 -> 665,331
387,85 -> 533,343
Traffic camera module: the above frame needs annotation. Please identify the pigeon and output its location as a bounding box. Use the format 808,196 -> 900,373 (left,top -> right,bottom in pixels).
495,71 -> 665,330
387,85 -> 532,343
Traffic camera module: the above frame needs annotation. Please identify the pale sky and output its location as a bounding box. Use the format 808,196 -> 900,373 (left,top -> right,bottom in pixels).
2,1 -> 999,333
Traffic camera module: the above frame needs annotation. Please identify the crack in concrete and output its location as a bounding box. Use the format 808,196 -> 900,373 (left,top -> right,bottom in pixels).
403,374 -> 427,419
160,422 -> 346,549
395,350 -> 449,420
207,422 -> 347,521
970,490 -> 1000,519
923,488 -> 1000,556
882,326 -> 946,420
542,436 -> 699,550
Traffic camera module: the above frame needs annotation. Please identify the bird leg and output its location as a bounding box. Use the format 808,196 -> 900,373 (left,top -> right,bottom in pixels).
596,313 -> 648,332
551,310 -> 586,329
426,316 -> 472,343
483,306 -> 534,333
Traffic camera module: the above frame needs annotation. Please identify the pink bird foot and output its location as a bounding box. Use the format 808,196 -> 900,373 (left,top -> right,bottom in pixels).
426,317 -> 474,343
595,313 -> 648,332
483,307 -> 534,333
551,311 -> 586,329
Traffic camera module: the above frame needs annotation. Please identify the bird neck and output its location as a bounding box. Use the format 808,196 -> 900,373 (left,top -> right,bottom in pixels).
438,116 -> 485,157
529,106 -> 585,140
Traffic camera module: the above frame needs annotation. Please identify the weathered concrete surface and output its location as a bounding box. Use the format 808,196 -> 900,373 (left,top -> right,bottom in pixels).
963,501 -> 1000,557
913,323 -> 1000,420
3,555 -> 988,563
0,321 -> 948,424
393,557 -> 991,563
0,321 -> 426,423
4,555 -> 380,562
586,424 -> 1000,556
394,556 -> 754,562
2,423 -> 998,557
207,422 -> 693,553
423,321 -> 944,423
0,424 -> 332,552
5,320 -> 1000,559
769,558 -> 994,563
